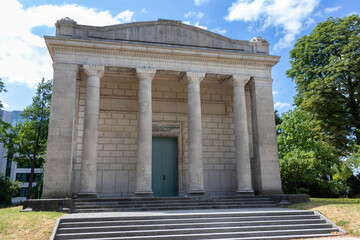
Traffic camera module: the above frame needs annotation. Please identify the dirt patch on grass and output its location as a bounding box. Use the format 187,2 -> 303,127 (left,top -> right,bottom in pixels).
0,206 -> 64,240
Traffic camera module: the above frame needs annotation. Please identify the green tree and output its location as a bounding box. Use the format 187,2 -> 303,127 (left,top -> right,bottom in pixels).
0,78 -> 7,109
1,79 -> 52,199
286,15 -> 360,154
274,110 -> 283,134
277,108 -> 348,196
0,174 -> 20,207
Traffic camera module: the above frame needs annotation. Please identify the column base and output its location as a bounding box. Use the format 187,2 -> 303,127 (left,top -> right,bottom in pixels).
76,192 -> 98,199
236,190 -> 255,196
187,190 -> 206,196
134,191 -> 154,197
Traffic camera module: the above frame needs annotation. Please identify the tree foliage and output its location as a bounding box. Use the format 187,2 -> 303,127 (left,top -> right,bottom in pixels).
277,108 -> 349,197
0,79 -> 52,199
286,15 -> 360,154
0,174 -> 20,207
0,78 -> 6,109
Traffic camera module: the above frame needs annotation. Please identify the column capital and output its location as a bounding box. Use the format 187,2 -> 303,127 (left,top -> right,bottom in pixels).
136,67 -> 156,80
232,74 -> 251,86
185,72 -> 205,83
83,65 -> 105,78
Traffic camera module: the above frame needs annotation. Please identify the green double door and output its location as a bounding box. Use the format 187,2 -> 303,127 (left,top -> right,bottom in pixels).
152,137 -> 178,197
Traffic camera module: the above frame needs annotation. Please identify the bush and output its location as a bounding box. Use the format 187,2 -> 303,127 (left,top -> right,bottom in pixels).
0,174 -> 20,207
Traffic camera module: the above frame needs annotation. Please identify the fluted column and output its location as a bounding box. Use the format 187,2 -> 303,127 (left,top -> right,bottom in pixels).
232,75 -> 254,195
135,67 -> 156,196
79,65 -> 104,198
186,72 -> 205,195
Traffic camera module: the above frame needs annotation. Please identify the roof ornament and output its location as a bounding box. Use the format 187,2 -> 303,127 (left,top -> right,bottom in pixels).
56,17 -> 77,25
251,36 -> 269,44
55,17 -> 77,36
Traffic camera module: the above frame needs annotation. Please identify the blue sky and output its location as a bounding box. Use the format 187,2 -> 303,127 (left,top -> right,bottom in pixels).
0,0 -> 358,113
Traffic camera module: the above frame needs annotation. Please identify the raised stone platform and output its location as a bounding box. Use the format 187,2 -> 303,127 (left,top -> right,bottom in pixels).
23,194 -> 310,212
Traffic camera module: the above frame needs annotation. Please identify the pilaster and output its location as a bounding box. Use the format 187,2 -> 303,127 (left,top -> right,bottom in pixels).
250,77 -> 282,194
42,63 -> 78,198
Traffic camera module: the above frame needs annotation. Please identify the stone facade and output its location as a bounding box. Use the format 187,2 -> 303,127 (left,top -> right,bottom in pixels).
42,18 -> 282,198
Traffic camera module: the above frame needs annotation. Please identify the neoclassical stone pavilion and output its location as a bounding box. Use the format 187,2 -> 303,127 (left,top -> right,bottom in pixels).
42,18 -> 282,198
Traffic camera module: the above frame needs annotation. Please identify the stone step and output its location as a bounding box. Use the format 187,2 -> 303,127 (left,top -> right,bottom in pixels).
60,233 -> 337,240
55,228 -> 338,239
73,199 -> 274,206
54,210 -> 342,240
72,201 -> 275,208
57,221 -> 330,233
60,211 -> 316,222
59,215 -> 322,227
71,204 -> 278,213
73,197 -> 272,202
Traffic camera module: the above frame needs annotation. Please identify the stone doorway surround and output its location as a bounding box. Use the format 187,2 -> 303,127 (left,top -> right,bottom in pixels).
41,18 -> 283,199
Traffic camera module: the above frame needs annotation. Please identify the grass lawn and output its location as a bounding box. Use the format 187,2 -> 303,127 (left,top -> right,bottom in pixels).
289,198 -> 360,237
0,206 -> 64,240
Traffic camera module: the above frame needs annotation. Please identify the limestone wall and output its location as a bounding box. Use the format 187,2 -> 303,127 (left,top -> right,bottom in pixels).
72,73 -> 255,196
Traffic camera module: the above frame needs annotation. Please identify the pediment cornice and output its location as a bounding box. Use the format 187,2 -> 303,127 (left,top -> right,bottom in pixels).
45,36 -> 280,68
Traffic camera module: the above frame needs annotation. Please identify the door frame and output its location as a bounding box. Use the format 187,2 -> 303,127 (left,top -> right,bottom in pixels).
152,121 -> 183,196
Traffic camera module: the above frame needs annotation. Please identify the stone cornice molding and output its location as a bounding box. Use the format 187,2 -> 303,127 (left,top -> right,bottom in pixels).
83,65 -> 105,78
185,72 -> 206,83
136,67 -> 156,81
53,63 -> 78,72
45,37 -> 280,68
254,77 -> 273,83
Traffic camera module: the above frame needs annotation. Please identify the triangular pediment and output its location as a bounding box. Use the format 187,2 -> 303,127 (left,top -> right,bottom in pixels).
56,18 -> 256,51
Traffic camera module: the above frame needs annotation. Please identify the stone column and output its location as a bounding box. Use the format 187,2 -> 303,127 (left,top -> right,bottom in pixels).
186,72 -> 206,195
79,65 -> 104,198
250,77 -> 282,194
232,75 -> 254,195
42,63 -> 78,198
135,68 -> 156,196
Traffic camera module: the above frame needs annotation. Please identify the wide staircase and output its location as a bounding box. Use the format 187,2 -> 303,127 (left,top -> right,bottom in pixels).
54,209 -> 342,239
70,196 -> 277,213
51,196 -> 343,239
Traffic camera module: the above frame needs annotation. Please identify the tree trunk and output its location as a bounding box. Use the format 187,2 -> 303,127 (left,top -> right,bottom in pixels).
26,158 -> 36,199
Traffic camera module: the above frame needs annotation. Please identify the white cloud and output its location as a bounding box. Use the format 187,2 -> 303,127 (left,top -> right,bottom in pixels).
185,11 -> 195,18
194,0 -> 209,6
274,101 -> 291,109
194,21 -> 207,30
140,8 -> 148,14
185,11 -> 204,19
211,27 -> 227,34
183,21 -> 208,30
325,6 -> 341,14
224,0 -> 320,50
115,10 -> 134,22
0,97 -> 9,108
272,91 -> 278,95
0,0 -> 134,88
